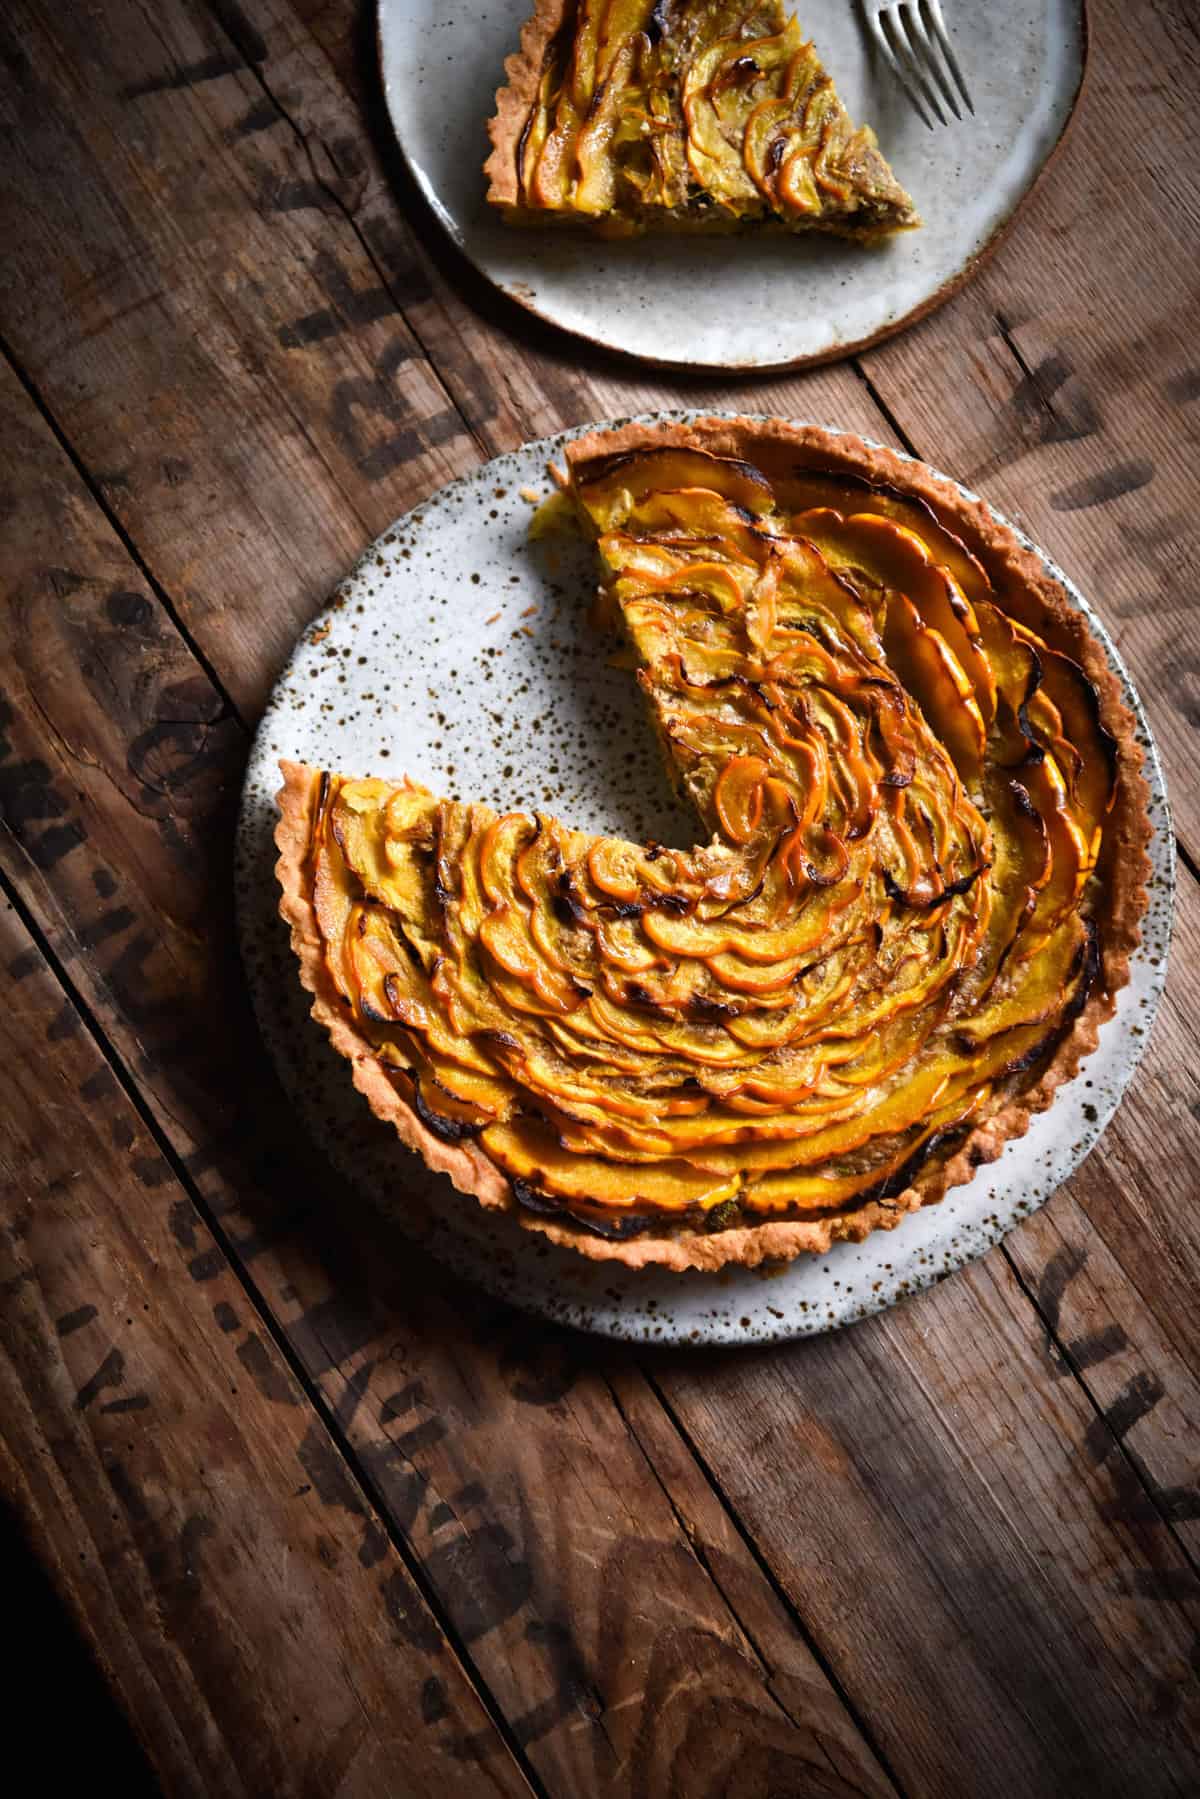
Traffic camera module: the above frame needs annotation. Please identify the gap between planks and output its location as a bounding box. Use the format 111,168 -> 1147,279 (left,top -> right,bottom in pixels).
0,859 -> 548,1799
603,1366 -> 909,1797
4,7 -> 1193,1763
3,186 -> 1193,1792
0,331 -> 245,732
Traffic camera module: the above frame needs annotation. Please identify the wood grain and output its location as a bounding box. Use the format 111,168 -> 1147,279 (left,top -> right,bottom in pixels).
1,0 -> 1198,1792
652,870 -> 1200,1792
0,899 -> 530,1799
0,289 -> 897,1799
0,0 -> 481,716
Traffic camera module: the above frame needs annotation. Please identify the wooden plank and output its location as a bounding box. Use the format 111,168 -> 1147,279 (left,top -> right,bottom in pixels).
2,1 -> 1198,1791
1002,879 -> 1200,1561
0,901 -> 530,1799
854,0 -> 1200,852
0,322 -> 899,1798
0,0 -> 481,717
651,857 -> 1200,1791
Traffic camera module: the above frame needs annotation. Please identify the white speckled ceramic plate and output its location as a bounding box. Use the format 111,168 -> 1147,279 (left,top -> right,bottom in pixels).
377,0 -> 1086,370
236,416 -> 1173,1345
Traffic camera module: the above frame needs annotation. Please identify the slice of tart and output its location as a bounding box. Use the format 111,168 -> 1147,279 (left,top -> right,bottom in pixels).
484,0 -> 919,241
276,418 -> 1149,1272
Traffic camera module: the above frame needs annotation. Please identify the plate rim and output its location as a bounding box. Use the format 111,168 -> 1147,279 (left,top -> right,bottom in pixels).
237,410 -> 1174,1346
375,0 -> 1091,373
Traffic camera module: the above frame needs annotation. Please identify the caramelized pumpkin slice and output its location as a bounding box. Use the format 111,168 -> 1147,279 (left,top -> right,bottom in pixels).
883,592 -> 986,786
481,1120 -> 740,1214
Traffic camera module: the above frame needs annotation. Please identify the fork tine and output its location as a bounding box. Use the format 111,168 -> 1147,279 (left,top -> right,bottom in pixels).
887,3 -> 949,128
908,0 -> 962,121
869,8 -> 936,131
922,0 -> 975,116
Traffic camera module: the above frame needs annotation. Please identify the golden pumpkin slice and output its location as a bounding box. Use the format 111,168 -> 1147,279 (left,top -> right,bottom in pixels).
486,2 -> 918,240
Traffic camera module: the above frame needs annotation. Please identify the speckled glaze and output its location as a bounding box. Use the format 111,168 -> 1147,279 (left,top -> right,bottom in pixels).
377,0 -> 1087,371
236,416 -> 1173,1345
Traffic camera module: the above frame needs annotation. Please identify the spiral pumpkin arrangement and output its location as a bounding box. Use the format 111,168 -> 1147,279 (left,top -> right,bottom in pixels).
276,419 -> 1147,1269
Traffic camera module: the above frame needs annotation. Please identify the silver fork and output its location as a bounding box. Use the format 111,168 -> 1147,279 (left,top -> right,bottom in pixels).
864,0 -> 974,129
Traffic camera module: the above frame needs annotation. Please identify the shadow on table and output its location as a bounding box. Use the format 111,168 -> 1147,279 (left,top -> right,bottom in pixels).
1,1499 -> 160,1795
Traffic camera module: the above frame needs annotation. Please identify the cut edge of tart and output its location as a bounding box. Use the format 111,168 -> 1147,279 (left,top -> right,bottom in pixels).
275,417 -> 1151,1274
484,0 -> 919,242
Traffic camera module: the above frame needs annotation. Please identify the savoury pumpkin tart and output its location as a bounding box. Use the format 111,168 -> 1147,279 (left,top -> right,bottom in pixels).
276,418 -> 1149,1272
485,0 -> 918,241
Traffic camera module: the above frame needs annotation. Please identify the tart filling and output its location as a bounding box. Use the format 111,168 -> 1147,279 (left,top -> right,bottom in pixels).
276,419 -> 1149,1271
485,0 -> 919,240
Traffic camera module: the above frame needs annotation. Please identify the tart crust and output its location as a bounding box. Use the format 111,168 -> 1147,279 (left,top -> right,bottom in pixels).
276,417 -> 1150,1273
484,0 -> 919,240
484,0 -> 563,209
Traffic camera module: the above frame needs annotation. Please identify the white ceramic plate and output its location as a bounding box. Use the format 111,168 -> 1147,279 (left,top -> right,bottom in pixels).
236,416 -> 1173,1345
378,0 -> 1087,370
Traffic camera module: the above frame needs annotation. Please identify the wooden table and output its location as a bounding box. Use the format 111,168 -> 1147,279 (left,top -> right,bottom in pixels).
1,1 -> 1197,1793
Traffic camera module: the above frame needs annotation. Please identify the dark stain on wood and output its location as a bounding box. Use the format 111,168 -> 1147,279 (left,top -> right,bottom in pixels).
1069,1324 -> 1130,1371
332,1359 -> 377,1432
47,1000 -> 81,1042
106,590 -> 153,629
120,50 -> 246,100
1165,368 -> 1200,405
207,0 -> 270,66
79,905 -> 135,949
278,248 -> 395,348
236,1332 -> 301,1406
105,1457 -> 152,1528
261,173 -> 338,216
167,1200 -> 198,1252
75,1347 -> 125,1412
227,96 -> 281,140
1050,459 -> 1155,512
288,1293 -> 379,1378
79,1067 -> 117,1102
421,1526 -> 532,1644
1121,1568 -> 1200,1603
187,1248 -> 225,1282
56,1302 -> 98,1336
381,1570 -> 443,1654
1033,1242 -> 1085,1369
1084,1370 -> 1166,1463
297,1420 -> 365,1518
383,1415 -> 446,1462
101,1394 -> 151,1414
1007,347 -> 1100,446
358,1520 -> 388,1568
161,457 -> 191,489
379,1379 -> 427,1423
213,1300 -> 239,1333
421,1676 -> 450,1725
0,697 -> 85,868
29,821 -> 86,868
513,1618 -> 596,1747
